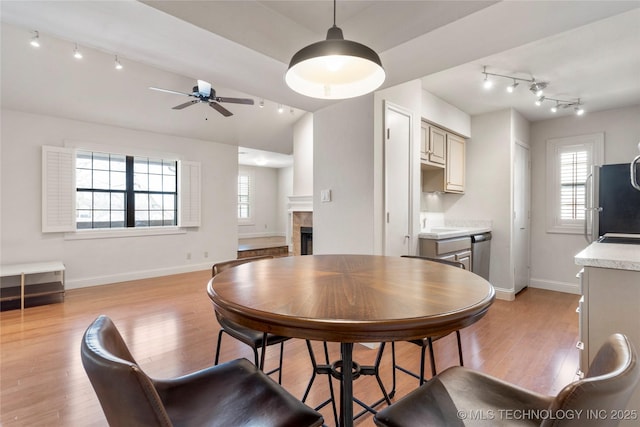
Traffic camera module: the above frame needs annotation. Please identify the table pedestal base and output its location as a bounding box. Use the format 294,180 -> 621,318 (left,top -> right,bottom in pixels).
306,342 -> 393,427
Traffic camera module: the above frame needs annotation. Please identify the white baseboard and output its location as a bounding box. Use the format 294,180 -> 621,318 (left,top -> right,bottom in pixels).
65,262 -> 212,290
238,232 -> 286,239
493,287 -> 515,301
529,278 -> 580,295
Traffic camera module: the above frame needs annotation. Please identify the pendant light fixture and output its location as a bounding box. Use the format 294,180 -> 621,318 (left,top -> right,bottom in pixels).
285,0 -> 385,99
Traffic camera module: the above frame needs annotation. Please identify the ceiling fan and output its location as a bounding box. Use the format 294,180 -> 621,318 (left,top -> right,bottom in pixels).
149,80 -> 254,117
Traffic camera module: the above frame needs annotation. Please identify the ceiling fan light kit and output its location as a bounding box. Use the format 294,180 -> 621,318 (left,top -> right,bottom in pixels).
285,0 -> 385,99
481,66 -> 584,116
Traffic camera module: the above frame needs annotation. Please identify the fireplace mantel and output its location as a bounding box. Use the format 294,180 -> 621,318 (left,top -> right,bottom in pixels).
287,195 -> 313,212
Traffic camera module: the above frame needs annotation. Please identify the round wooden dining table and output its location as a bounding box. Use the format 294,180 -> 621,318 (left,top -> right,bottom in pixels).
207,254 -> 495,427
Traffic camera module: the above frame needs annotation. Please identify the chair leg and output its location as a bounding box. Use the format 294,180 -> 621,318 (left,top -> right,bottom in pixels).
427,337 -> 437,380
214,329 -> 225,365
456,330 -> 464,366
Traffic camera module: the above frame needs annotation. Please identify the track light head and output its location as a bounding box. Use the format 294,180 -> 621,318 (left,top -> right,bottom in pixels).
506,80 -> 519,93
30,31 -> 40,48
575,106 -> 585,116
529,81 -> 547,97
73,44 -> 83,59
483,74 -> 493,90
535,96 -> 545,106
114,55 -> 123,70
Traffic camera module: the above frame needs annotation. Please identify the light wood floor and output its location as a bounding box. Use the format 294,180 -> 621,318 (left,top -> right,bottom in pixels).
0,270 -> 580,426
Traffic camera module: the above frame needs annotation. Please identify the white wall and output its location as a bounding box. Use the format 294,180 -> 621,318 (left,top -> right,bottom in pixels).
293,112 -> 313,196
530,105 -> 640,292
238,165 -> 282,237
277,165 -> 293,237
421,90 -> 471,138
441,109 -> 514,293
1,109 -> 238,288
313,94 -> 376,254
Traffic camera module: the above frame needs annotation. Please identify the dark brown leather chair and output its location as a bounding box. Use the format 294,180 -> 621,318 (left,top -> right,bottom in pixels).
81,315 -> 324,427
212,256 -> 290,383
374,333 -> 640,427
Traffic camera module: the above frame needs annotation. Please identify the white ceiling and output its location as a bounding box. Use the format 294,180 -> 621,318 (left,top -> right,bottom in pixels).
1,1 -> 639,160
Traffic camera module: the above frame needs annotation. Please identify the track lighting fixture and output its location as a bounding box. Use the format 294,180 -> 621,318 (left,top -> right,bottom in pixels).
73,44 -> 83,59
285,0 -> 385,99
30,31 -> 40,48
277,104 -> 284,114
114,55 -> 123,70
481,66 -> 585,116
259,99 -> 264,108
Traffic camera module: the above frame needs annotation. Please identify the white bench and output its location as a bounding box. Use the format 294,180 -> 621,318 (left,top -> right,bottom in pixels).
0,261 -> 65,310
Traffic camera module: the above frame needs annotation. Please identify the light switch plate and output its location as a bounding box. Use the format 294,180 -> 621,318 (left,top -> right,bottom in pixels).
321,189 -> 331,202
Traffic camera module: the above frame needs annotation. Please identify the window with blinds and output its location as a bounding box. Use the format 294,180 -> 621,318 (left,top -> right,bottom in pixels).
238,173 -> 252,221
42,146 -> 201,233
559,150 -> 588,221
546,133 -> 604,234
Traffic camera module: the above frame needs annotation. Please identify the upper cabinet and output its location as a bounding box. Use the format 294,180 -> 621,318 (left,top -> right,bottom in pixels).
420,121 -> 446,167
445,133 -> 465,193
421,122 -> 466,194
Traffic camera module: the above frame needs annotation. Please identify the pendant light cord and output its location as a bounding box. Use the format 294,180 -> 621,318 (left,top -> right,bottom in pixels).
333,0 -> 336,26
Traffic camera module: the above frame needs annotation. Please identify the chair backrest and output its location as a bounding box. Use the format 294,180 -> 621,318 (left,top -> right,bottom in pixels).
543,333 -> 639,427
212,255 -> 274,277
81,315 -> 173,427
401,255 -> 466,270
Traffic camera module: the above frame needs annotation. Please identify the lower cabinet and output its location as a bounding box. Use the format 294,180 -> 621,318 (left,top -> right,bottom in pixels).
578,266 -> 640,424
419,237 -> 472,270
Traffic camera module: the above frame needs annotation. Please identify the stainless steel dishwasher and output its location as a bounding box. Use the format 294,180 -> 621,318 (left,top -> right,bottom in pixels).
471,232 -> 491,280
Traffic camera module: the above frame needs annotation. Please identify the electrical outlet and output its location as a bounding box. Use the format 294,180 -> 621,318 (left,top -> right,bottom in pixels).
186,252 -> 191,260
204,251 -> 209,258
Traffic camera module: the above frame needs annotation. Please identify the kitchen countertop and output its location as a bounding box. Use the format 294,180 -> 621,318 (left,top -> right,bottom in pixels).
575,237 -> 640,272
419,226 -> 491,240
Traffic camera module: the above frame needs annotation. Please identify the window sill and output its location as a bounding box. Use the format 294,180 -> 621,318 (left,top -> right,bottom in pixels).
64,227 -> 187,240
547,225 -> 589,235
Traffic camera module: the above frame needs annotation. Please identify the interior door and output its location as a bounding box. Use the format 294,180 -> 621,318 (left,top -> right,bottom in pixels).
384,102 -> 412,256
513,142 -> 531,293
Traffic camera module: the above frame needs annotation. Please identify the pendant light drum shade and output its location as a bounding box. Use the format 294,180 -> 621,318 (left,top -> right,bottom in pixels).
285,26 -> 385,99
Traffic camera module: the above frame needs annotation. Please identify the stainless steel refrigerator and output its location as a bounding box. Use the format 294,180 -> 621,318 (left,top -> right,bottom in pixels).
585,159 -> 640,243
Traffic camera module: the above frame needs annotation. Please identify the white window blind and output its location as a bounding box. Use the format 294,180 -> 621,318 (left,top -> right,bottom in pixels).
178,160 -> 201,227
42,146 -> 76,232
546,133 -> 604,234
559,150 -> 588,221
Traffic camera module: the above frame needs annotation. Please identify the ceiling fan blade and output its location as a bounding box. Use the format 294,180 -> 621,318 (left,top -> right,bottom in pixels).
197,80 -> 212,97
172,100 -> 199,110
149,87 -> 193,97
216,97 -> 255,105
209,102 -> 233,117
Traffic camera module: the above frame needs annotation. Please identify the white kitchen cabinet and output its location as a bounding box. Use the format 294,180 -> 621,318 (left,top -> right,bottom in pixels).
445,133 -> 465,193
420,121 -> 446,167
421,123 -> 465,194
